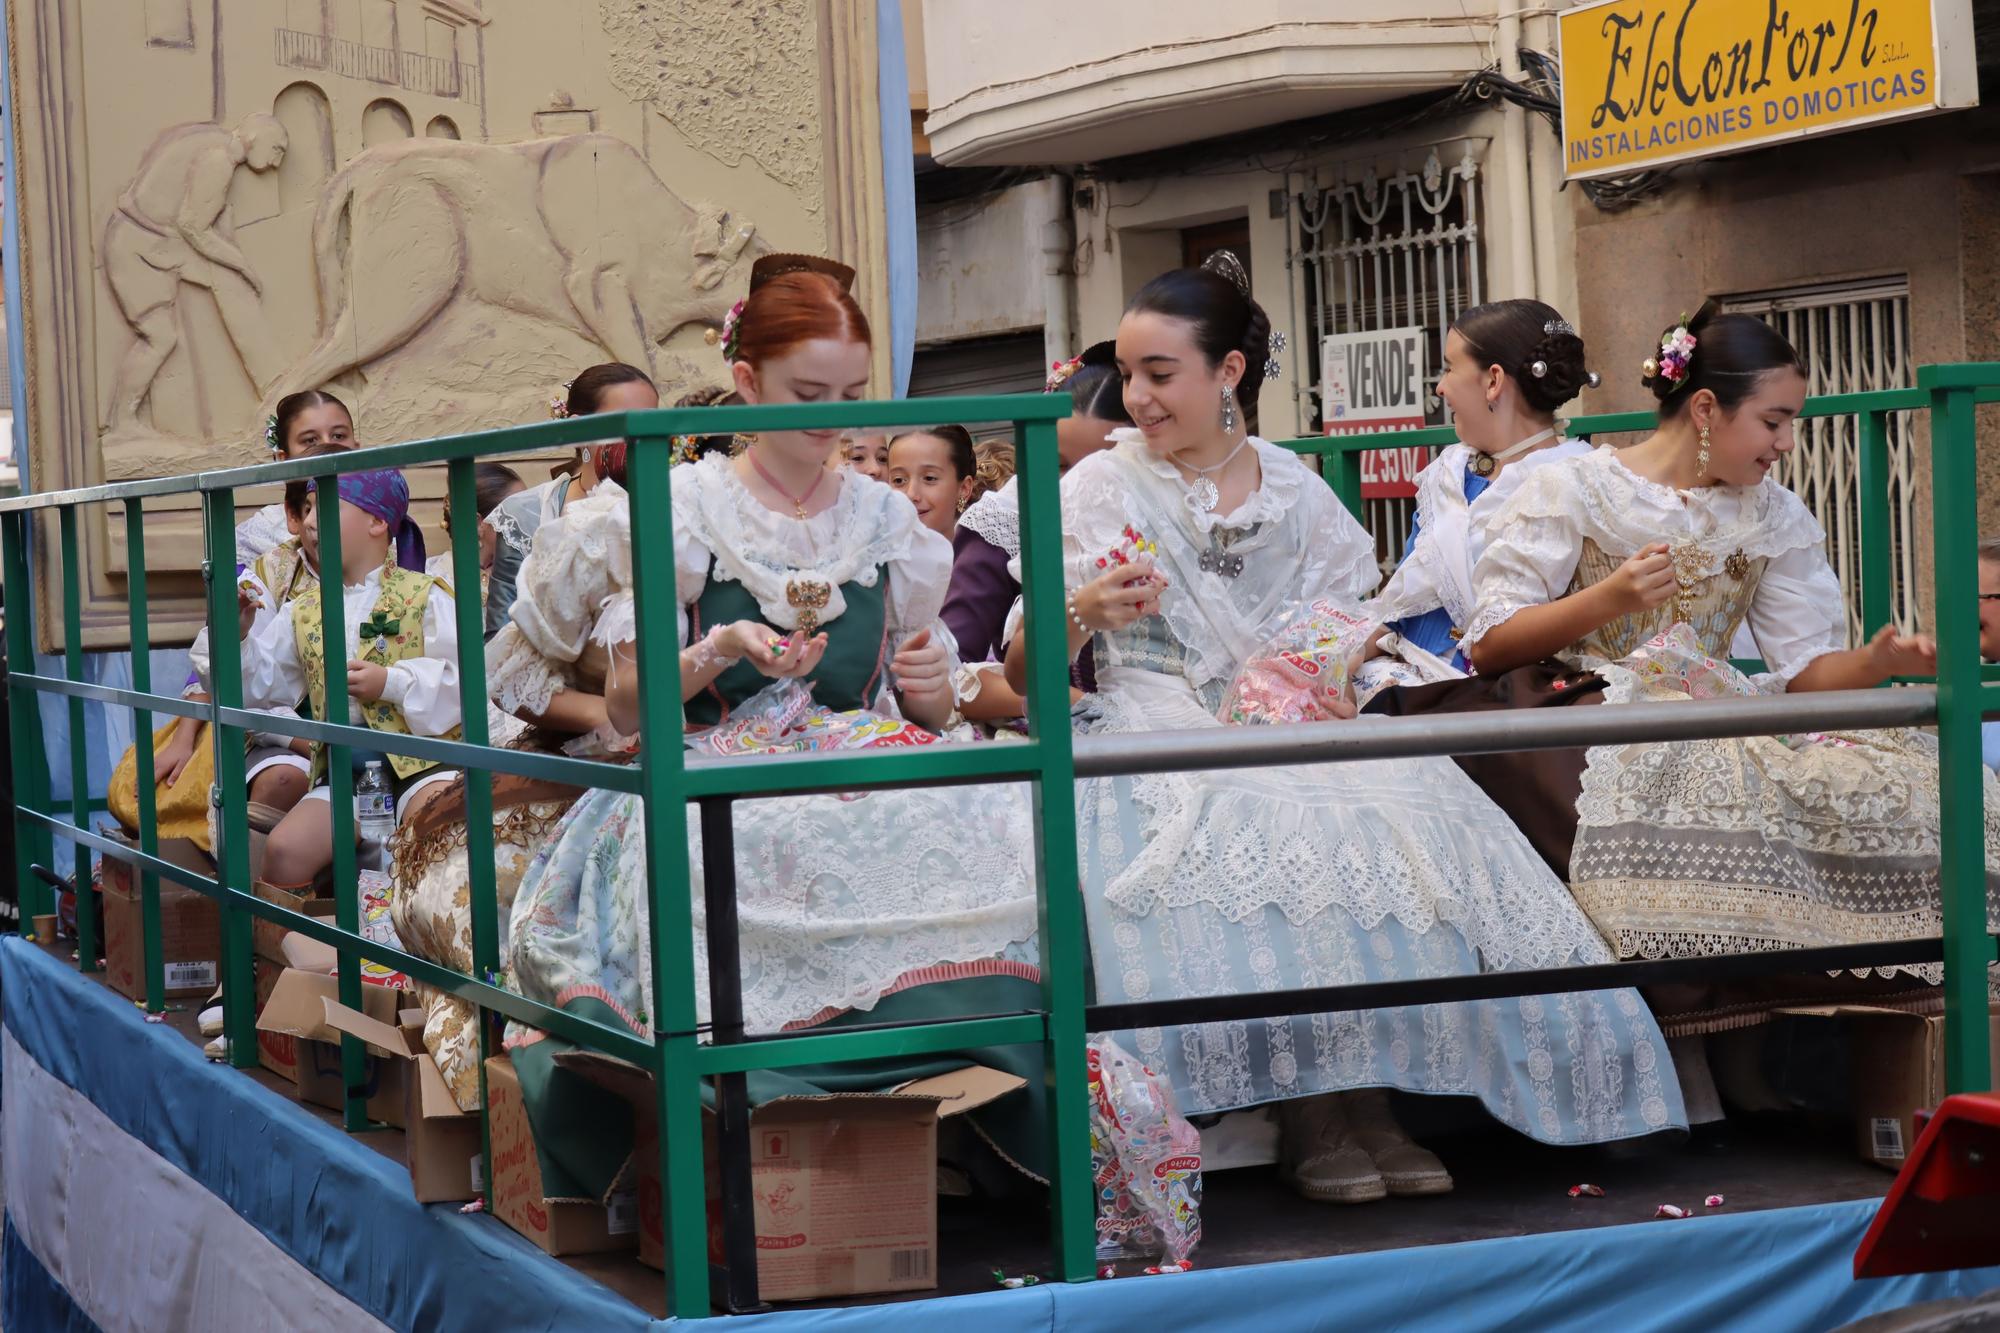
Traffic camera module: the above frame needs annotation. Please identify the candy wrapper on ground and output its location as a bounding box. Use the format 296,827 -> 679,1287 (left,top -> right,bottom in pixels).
358,871 -> 412,990
686,678 -> 942,762
1617,624 -> 1855,752
1218,598 -> 1378,726
1088,1036 -> 1202,1265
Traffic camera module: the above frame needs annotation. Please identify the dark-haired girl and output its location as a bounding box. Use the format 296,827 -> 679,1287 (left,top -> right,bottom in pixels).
484,362 -> 659,638
1364,300 -> 1595,684
237,389 -> 354,564
886,423 -> 980,539
1464,304 -> 1997,1031
940,343 -> 1132,725
1005,256 -> 1681,1202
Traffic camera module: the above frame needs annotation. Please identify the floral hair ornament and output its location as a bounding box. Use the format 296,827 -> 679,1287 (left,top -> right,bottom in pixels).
263,414 -> 282,456
1045,355 -> 1085,393
1643,315 -> 1698,387
705,298 -> 747,363
548,379 -> 576,420
671,434 -> 702,465
1265,331 -> 1287,383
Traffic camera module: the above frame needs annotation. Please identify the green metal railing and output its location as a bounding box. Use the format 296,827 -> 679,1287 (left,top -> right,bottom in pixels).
0,372 -> 1994,1317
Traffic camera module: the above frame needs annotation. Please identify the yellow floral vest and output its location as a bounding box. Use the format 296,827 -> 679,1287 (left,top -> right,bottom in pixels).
253,538 -> 312,607
291,565 -> 461,782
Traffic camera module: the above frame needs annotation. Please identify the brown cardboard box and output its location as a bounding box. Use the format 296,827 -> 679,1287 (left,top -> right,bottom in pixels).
253,968 -> 400,1097
320,1000 -> 485,1202
99,833 -> 221,1001
557,1050 -> 1025,1301
253,879 -> 336,965
484,1055 -> 637,1257
1840,1005 -> 2000,1169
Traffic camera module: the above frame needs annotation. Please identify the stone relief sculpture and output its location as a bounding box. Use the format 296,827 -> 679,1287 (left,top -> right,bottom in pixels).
275,133 -> 764,434
101,114 -> 290,440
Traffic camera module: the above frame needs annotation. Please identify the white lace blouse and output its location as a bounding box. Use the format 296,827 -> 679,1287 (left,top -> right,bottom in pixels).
487,460 -> 955,717
1465,445 -> 1846,683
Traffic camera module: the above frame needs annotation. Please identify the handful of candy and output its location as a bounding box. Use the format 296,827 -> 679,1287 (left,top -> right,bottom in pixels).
1088,1036 -> 1202,1266
1093,526 -> 1165,609
1621,625 -> 1855,752
686,679 -> 941,762
1218,598 -> 1376,726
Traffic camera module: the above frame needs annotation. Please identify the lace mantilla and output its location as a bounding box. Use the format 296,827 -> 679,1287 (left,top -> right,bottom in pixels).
956,477 -> 1020,561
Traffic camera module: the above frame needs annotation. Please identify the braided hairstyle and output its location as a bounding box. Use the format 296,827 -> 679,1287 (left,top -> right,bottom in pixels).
1641,300 -> 1804,419
1451,300 -> 1594,415
1124,253 -> 1271,435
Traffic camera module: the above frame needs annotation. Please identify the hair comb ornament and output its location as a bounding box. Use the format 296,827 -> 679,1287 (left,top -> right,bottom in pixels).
1643,314 -> 1698,387
1265,330 -> 1287,383
264,414 -> 282,456
748,253 -> 856,294
1045,355 -> 1085,393
1201,249 -> 1252,298
1543,318 -> 1578,338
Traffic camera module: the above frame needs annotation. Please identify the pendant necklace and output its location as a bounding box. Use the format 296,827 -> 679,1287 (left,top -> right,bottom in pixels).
1470,427 -> 1557,479
1172,434 -> 1254,514
747,446 -> 826,521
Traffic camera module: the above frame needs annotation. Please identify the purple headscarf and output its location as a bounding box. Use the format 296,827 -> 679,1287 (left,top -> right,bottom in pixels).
314,468 -> 426,572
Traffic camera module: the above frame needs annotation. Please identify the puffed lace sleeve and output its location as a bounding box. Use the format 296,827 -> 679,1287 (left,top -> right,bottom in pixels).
885,511 -> 956,643
1746,542 -> 1847,687
489,481 -> 694,717
1462,464 -> 1585,656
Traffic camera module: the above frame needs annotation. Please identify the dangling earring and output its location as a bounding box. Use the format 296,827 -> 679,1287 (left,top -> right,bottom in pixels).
730,432 -> 755,459
1220,384 -> 1238,436
1696,423 -> 1712,477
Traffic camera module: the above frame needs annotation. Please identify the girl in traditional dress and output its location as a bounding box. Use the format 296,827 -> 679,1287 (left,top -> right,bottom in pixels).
489,255 -> 1049,1206
1462,305 -> 1998,1034
942,343 -> 1130,726
236,390 -> 354,565
886,424 -> 982,538
1005,256 -> 1682,1202
1360,300 -> 1597,697
484,363 -> 659,637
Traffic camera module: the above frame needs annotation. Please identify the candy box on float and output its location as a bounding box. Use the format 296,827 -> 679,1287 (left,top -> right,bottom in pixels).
556,1049 -> 1025,1301
99,831 -> 221,1001
484,1055 -> 639,1258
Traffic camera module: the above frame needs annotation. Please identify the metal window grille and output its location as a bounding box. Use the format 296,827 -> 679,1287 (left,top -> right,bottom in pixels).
1724,279 -> 1915,641
1295,144 -> 1483,575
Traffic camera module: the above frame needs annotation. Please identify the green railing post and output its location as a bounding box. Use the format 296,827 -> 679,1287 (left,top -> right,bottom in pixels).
1920,367 -> 1993,1093
1858,409 -> 1895,635
125,498 -> 165,1012
309,473 -> 372,1131
1015,407 -> 1096,1282
2,510 -> 53,932
58,506 -> 97,971
446,457 -> 502,1198
203,489 -> 259,1066
626,433 -> 710,1318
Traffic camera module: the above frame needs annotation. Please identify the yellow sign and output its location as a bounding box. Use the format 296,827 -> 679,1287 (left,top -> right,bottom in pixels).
1559,0 -> 1977,179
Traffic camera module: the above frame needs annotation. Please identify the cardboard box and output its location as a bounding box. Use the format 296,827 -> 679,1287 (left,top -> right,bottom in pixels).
1840,1005 -> 2000,1169
253,879 -> 336,965
253,967 -> 401,1097
557,1050 -> 1025,1301
484,1055 -> 637,1257
320,1000 -> 484,1202
99,833 -> 221,1001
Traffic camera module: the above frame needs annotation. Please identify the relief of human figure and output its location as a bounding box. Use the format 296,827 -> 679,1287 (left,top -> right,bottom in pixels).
102,113 -> 288,435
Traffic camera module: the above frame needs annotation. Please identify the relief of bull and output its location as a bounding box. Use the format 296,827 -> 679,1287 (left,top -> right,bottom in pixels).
277,133 -> 765,405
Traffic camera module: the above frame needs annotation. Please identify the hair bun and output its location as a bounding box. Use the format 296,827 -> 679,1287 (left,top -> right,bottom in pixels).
1517,326 -> 1589,413
750,253 -> 856,294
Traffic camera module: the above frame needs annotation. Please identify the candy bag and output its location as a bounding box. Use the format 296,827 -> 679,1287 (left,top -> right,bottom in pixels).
686,678 -> 942,760
1088,1037 -> 1202,1265
1618,625 -> 1854,752
1218,598 -> 1377,726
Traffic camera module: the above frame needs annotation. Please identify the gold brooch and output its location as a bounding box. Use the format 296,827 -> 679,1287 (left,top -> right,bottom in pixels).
1723,548 -> 1751,581
786,578 -> 831,636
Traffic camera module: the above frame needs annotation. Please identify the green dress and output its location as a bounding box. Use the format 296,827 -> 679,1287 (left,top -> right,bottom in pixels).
501,461 -> 1048,1202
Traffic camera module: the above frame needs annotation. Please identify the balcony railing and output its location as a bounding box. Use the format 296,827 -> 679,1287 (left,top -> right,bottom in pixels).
275,28 -> 479,105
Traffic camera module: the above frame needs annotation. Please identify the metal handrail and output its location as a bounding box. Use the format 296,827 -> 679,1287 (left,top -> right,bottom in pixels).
2,372 -> 1995,1318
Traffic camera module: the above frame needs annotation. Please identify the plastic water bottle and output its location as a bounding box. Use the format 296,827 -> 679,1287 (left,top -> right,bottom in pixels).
355,761 -> 395,849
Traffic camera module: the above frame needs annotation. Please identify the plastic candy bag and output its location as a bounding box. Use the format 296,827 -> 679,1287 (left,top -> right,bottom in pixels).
1619,625 -> 1854,751
686,678 -> 942,759
1218,598 -> 1377,726
1088,1037 -> 1202,1265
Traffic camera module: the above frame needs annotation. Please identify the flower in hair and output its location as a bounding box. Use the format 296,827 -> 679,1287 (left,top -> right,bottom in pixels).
548,387 -> 572,420
671,434 -> 701,465
1045,355 -> 1084,393
1643,319 -> 1697,387
704,298 -> 748,364
263,414 -> 281,456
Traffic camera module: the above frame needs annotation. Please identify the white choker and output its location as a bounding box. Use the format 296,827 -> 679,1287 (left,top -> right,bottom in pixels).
1470,427 -> 1557,477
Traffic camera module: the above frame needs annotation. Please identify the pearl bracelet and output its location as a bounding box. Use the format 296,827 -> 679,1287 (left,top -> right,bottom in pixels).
1067,592 -> 1092,634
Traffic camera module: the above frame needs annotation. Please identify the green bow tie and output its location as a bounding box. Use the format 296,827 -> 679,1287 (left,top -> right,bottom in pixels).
357,615 -> 401,642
